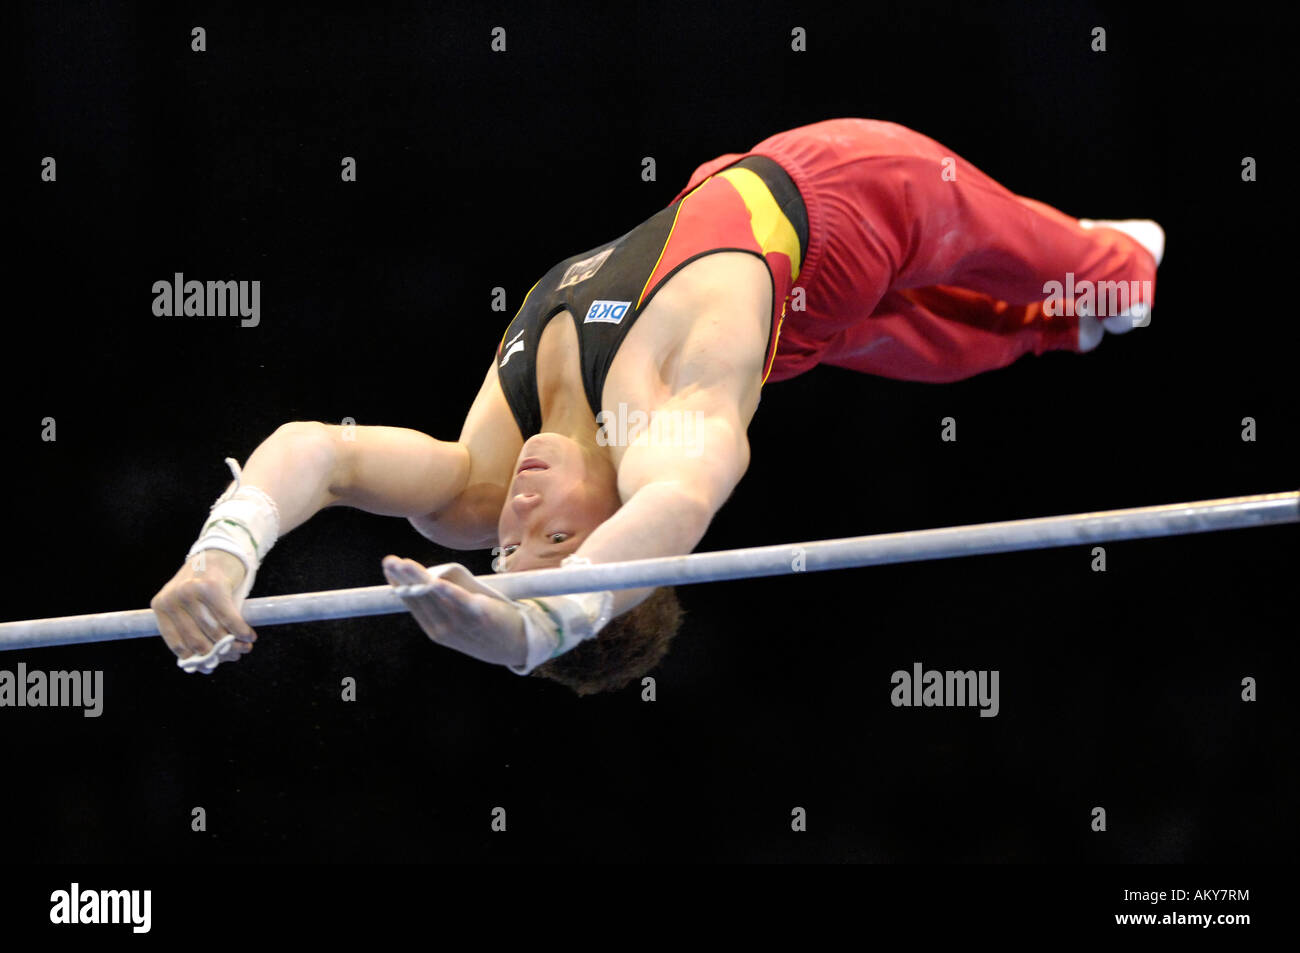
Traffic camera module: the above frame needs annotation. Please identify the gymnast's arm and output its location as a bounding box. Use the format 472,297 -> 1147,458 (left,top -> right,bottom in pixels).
230,362 -> 523,543
149,361 -> 522,664
149,423 -> 473,657
575,356 -> 760,617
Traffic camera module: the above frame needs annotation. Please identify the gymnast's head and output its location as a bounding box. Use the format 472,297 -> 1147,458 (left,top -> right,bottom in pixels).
495,431 -> 683,695
496,432 -> 620,569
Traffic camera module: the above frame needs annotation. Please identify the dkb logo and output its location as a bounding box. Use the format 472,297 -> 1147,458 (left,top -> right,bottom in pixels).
584,299 -> 631,324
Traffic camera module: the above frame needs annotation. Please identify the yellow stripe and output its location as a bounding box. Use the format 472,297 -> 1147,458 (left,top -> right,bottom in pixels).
500,278 -> 543,351
637,200 -> 689,309
762,301 -> 787,385
716,166 -> 803,280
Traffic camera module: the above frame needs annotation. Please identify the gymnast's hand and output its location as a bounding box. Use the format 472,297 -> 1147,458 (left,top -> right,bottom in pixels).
382,555 -> 527,667
151,549 -> 257,670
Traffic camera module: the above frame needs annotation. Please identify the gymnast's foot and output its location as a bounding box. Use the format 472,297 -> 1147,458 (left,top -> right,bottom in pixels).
1077,298 -> 1154,350
1075,218 -> 1163,350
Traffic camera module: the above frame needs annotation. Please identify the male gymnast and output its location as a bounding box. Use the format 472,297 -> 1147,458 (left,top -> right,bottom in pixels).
150,118 -> 1164,693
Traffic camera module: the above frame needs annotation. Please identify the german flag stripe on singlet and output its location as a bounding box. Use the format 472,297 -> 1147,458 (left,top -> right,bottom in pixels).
495,155 -> 809,439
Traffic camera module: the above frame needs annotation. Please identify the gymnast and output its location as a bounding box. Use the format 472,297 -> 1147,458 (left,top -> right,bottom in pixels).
149,118 -> 1164,692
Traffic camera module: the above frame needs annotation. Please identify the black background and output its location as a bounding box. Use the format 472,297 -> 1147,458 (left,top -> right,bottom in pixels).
5,0 -> 1295,872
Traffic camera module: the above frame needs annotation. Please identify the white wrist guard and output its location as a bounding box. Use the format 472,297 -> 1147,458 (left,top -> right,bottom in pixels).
396,557 -> 614,676
186,457 -> 281,604
508,555 -> 614,675
177,457 -> 281,675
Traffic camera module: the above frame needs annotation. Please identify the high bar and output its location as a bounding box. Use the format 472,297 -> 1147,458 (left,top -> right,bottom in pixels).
1,490 -> 1295,652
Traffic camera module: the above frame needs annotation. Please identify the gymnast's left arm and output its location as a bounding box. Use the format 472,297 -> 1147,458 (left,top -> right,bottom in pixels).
566,288 -> 767,616
574,391 -> 755,616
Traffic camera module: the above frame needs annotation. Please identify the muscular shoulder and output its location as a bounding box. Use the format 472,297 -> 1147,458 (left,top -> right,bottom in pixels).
659,249 -> 773,308
643,252 -> 771,391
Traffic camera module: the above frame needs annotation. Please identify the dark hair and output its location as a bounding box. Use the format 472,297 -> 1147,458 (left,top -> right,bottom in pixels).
530,588 -> 683,696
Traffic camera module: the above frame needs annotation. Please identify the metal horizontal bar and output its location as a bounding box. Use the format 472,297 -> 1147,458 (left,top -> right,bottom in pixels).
1,490 -> 1294,652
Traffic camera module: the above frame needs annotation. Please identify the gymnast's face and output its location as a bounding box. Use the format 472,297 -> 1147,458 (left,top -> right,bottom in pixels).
495,432 -> 621,572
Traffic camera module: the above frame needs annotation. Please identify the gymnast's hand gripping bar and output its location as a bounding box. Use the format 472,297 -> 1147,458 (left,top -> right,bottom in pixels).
1,490 -> 1295,652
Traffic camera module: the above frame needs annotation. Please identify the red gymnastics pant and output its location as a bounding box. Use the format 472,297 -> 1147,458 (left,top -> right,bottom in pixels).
670,118 -> 1158,384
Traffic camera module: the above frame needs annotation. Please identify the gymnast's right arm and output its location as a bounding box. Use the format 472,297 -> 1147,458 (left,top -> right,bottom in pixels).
150,422 -> 477,670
